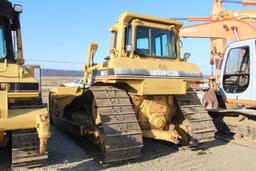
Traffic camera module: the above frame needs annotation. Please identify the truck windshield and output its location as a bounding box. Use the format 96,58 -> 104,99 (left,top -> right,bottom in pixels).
0,25 -> 5,60
136,26 -> 177,58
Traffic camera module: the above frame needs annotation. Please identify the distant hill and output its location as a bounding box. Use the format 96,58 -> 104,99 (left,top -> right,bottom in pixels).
42,69 -> 83,77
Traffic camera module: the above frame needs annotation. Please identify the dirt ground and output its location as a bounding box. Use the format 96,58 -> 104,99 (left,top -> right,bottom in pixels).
1,127 -> 256,171
42,129 -> 256,171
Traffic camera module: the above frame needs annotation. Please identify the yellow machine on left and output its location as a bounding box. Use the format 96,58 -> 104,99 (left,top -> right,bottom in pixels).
0,0 -> 50,168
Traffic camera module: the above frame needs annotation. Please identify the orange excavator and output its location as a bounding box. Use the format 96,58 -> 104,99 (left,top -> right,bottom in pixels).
179,0 -> 256,76
177,0 -> 256,141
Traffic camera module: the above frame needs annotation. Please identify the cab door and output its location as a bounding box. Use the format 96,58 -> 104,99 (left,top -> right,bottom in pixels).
220,40 -> 254,102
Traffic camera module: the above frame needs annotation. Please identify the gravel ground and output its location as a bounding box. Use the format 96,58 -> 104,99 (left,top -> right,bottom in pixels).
52,130 -> 256,171
1,127 -> 256,171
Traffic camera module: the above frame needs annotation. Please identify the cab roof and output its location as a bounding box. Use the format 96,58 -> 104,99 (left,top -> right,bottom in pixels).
119,12 -> 183,27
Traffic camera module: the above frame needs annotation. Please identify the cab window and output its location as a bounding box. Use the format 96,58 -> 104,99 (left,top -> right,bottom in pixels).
223,46 -> 250,93
112,31 -> 118,49
124,25 -> 132,52
0,25 -> 6,60
152,28 -> 176,57
136,27 -> 150,56
136,26 -> 176,58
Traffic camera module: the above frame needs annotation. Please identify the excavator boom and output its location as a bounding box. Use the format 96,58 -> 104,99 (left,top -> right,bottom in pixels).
180,18 -> 256,41
178,0 -> 256,71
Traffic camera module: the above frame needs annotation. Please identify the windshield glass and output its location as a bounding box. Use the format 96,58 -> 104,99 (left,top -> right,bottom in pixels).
0,25 -> 5,59
223,46 -> 250,93
136,26 -> 177,58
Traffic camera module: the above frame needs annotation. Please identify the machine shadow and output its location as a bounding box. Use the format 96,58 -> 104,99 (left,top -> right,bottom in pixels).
62,134 -> 229,171
62,117 -> 179,170
0,146 -> 11,170
38,127 -> 99,170
62,137 -> 179,171
209,111 -> 237,144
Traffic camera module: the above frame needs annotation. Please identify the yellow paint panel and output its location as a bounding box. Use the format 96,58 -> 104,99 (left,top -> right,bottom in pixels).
51,86 -> 82,98
0,108 -> 47,131
129,79 -> 187,95
0,64 -> 37,83
0,90 -> 8,118
8,92 -> 39,98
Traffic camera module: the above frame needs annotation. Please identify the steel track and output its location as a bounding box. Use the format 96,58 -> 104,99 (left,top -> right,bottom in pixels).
175,91 -> 216,144
11,129 -> 48,168
90,86 -> 143,163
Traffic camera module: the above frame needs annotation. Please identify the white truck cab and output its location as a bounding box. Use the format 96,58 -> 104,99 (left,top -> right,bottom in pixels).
220,39 -> 256,104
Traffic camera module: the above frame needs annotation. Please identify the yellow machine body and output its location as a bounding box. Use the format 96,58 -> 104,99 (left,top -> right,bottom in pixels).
50,12 -> 204,141
49,13 -> 215,162
0,1 -> 50,167
0,64 -> 50,149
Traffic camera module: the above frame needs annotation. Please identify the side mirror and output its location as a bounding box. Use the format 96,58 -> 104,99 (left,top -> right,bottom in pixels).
126,44 -> 133,53
183,52 -> 191,61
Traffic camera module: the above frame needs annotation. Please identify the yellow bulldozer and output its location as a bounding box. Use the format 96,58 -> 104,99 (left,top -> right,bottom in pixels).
0,0 -> 50,168
49,12 -> 216,163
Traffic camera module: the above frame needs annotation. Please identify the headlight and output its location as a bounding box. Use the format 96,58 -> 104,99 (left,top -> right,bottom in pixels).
13,4 -> 23,13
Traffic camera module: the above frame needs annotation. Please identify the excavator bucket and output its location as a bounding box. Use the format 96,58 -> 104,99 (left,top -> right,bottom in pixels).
202,87 -> 220,110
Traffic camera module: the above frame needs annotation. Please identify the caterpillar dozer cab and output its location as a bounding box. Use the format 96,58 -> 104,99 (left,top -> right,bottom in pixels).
0,0 -> 50,168
177,0 -> 256,141
49,12 -> 216,163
